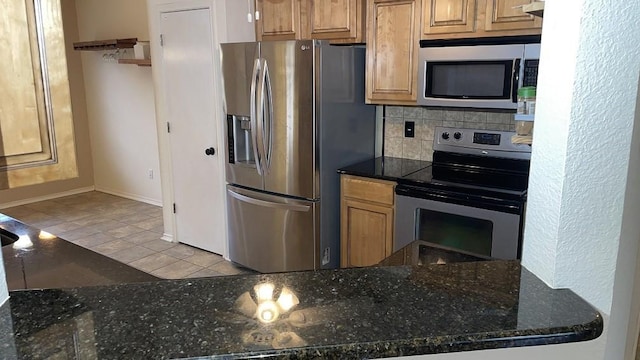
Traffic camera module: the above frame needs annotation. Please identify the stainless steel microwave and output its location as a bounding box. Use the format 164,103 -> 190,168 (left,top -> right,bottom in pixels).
418,39 -> 540,109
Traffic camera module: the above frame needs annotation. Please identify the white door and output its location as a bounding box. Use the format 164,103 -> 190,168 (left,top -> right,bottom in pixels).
159,8 -> 225,254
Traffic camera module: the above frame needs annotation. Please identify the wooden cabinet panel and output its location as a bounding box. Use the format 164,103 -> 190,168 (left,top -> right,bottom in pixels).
340,175 -> 396,268
255,0 -> 302,41
342,175 -> 394,205
484,0 -> 542,32
307,0 -> 357,39
341,199 -> 394,267
366,0 -> 421,105
421,0 -> 541,39
256,0 -> 365,42
423,0 -> 477,36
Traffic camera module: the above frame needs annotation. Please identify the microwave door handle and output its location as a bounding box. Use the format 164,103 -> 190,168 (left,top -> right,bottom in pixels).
250,58 -> 263,175
512,58 -> 522,103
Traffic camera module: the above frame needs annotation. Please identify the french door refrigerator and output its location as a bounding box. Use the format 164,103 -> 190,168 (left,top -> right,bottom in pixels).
221,40 -> 375,273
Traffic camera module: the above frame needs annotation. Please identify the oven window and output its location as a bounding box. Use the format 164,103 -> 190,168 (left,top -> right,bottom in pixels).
416,209 -> 493,257
425,60 -> 513,99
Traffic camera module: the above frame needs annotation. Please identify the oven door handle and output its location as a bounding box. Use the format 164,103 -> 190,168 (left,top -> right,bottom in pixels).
395,187 -> 523,214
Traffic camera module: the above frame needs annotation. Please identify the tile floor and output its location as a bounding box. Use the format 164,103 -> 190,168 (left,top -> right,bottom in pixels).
1,191 -> 253,279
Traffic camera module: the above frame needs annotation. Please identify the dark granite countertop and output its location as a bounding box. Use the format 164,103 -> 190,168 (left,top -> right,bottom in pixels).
380,240 -> 492,266
0,214 -> 158,290
0,260 -> 602,359
337,156 -> 432,182
0,214 -> 602,359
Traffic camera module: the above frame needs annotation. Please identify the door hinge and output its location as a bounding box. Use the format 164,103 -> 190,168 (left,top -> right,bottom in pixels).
160,34 -> 164,46
173,203 -> 176,213
167,122 -> 171,133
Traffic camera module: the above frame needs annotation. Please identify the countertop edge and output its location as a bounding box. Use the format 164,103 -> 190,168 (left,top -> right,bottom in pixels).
198,315 -> 604,359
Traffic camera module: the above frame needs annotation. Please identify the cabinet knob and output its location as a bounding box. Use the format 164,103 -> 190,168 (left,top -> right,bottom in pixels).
205,147 -> 216,156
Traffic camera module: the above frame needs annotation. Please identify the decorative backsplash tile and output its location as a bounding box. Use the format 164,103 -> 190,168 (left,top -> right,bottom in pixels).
383,106 -> 516,161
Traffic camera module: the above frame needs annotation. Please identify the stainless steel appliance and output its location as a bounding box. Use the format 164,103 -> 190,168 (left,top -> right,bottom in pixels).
221,40 -> 376,273
418,36 -> 540,109
395,127 -> 531,260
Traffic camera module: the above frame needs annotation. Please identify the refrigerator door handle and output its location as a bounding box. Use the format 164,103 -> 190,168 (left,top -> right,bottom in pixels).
262,59 -> 274,172
250,58 -> 263,175
228,188 -> 312,212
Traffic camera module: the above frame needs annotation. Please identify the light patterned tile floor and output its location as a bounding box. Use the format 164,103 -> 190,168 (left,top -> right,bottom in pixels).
1,191 -> 253,279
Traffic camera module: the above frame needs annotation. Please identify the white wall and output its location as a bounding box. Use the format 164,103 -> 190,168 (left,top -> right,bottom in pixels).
521,0 -> 640,358
75,0 -> 162,205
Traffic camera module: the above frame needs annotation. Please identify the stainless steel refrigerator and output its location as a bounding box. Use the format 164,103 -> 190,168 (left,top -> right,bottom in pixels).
221,40 -> 375,273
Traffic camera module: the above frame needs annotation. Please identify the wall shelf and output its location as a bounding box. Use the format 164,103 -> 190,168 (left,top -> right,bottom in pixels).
522,2 -> 544,18
118,59 -> 151,67
73,38 -> 138,51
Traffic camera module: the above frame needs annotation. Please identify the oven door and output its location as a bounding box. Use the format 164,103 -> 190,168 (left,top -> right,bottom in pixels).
394,186 -> 523,260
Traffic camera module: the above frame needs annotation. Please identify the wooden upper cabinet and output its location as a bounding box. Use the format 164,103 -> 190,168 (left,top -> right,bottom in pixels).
305,0 -> 365,43
255,0 -> 302,41
421,0 -> 541,40
255,0 -> 365,43
366,0 -> 422,105
484,0 -> 542,32
423,0 -> 477,36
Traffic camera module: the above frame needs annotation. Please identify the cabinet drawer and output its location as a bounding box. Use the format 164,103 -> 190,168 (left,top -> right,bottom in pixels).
341,175 -> 395,205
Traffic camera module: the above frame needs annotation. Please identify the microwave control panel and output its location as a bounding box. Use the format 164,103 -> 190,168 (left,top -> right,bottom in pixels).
522,59 -> 539,87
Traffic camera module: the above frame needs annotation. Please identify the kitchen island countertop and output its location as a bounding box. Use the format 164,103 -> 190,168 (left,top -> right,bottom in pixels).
0,251 -> 602,358
0,214 -> 158,290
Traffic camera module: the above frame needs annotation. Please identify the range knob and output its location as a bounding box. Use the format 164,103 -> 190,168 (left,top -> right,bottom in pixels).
441,132 -> 450,140
454,132 -> 462,140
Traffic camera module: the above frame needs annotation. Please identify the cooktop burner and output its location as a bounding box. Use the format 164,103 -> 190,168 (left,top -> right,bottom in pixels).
398,127 -> 532,197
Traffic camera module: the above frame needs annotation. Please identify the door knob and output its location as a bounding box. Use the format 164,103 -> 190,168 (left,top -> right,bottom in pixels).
205,147 -> 215,156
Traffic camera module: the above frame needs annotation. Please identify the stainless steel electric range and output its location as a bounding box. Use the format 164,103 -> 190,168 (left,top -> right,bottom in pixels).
394,126 -> 531,260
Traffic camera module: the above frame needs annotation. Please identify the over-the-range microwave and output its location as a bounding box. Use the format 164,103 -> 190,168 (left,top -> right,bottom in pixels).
418,36 -> 541,110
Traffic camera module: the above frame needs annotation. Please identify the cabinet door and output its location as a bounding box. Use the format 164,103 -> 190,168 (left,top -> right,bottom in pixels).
255,0 -> 302,41
423,0 -> 477,36
341,198 -> 394,267
484,0 -> 542,32
366,0 -> 422,105
305,0 -> 365,42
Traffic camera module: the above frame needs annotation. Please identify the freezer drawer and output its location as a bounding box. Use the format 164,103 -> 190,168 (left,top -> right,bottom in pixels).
226,185 -> 318,273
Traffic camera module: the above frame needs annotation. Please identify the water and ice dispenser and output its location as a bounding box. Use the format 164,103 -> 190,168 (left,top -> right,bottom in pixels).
226,115 -> 255,166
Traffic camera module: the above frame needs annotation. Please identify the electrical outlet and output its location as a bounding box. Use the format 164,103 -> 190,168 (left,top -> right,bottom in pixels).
322,247 -> 330,265
148,169 -> 154,180
404,121 -> 415,138
404,121 -> 416,137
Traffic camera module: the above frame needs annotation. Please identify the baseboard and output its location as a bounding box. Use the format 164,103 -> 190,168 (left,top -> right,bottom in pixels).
0,186 -> 96,209
94,186 -> 162,207
161,233 -> 174,242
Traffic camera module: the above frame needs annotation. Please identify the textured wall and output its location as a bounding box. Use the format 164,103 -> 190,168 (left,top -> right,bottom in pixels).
382,106 -> 515,161
521,0 -> 640,357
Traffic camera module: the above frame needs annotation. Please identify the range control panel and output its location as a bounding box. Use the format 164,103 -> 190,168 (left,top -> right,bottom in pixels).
434,127 -> 531,160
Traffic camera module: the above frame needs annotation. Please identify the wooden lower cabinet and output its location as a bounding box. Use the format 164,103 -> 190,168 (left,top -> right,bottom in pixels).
340,175 -> 396,268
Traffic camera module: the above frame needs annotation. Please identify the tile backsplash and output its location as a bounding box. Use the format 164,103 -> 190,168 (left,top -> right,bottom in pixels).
383,106 -> 516,161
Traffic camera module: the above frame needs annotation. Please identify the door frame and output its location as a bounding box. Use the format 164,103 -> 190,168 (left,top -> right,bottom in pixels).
147,0 -> 243,257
